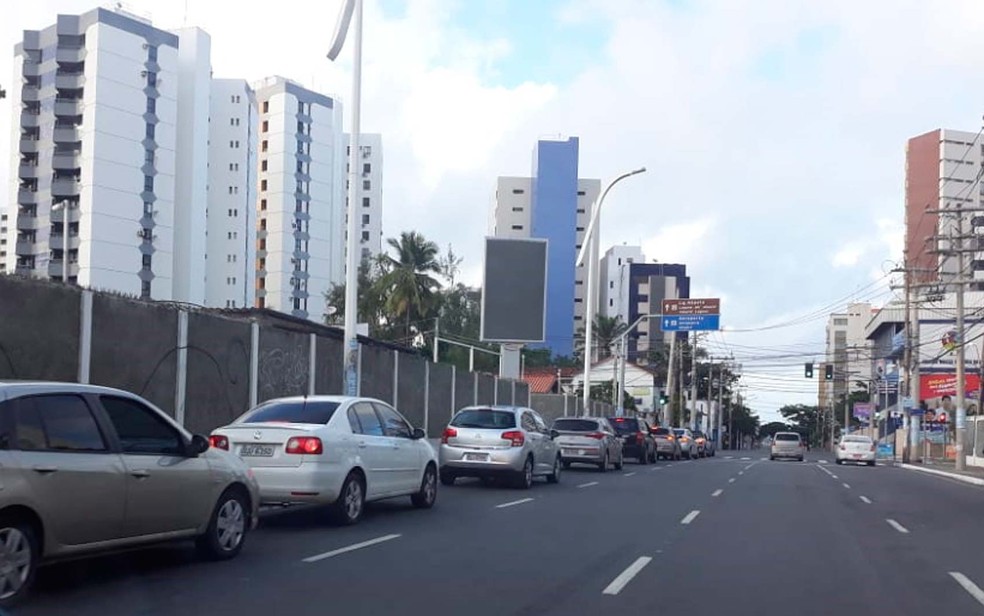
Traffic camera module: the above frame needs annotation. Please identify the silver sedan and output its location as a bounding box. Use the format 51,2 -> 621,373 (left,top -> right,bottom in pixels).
552,417 -> 624,471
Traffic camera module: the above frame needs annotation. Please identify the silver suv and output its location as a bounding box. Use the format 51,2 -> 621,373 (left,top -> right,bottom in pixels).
0,382 -> 260,607
439,406 -> 562,489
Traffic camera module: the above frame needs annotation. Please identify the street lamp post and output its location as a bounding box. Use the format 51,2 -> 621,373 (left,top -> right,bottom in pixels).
612,312 -> 660,417
575,167 -> 646,415
328,0 -> 364,396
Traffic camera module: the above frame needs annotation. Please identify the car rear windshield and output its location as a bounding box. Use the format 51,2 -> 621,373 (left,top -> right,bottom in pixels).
673,429 -> 687,437
843,436 -> 872,443
653,428 -> 672,436
775,433 -> 801,441
608,418 -> 639,434
451,409 -> 516,429
553,419 -> 599,432
241,400 -> 340,424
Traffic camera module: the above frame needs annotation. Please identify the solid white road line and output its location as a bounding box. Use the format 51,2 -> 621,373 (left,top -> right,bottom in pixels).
303,534 -> 401,563
624,472 -> 636,477
817,464 -> 836,477
496,497 -> 535,509
741,457 -> 751,461
578,481 -> 599,488
603,557 -> 653,596
886,519 -> 910,534
950,572 -> 984,607
712,489 -> 723,497
818,459 -> 829,464
843,483 -> 851,489
728,478 -> 736,483
860,496 -> 872,504
681,510 -> 701,525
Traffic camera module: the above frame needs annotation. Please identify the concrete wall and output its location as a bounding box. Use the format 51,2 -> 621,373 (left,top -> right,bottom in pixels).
529,393 -> 614,425
0,275 -> 529,435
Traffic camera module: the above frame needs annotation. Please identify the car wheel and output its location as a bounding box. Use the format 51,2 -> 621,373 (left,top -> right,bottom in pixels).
835,459 -> 842,465
867,461 -> 876,467
798,456 -> 804,462
0,518 -> 39,609
649,448 -> 657,463
197,488 -> 249,560
411,465 -> 438,509
614,453 -> 624,470
547,456 -> 562,484
330,472 -> 366,525
598,451 -> 610,473
639,449 -> 649,465
440,471 -> 456,486
769,456 -> 775,461
562,461 -> 572,470
516,456 -> 535,489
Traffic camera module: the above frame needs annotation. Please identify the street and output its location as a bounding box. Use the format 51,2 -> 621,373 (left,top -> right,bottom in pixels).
15,451 -> 984,616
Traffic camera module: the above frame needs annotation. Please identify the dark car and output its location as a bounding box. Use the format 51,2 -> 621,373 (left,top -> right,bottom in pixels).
606,417 -> 656,464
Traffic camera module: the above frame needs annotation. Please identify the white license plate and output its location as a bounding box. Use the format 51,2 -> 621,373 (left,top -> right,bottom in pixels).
853,454 -> 862,458
240,444 -> 275,457
464,452 -> 489,462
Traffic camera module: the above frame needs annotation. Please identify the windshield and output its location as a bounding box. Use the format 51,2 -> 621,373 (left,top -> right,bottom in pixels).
451,409 -> 516,429
238,399 -> 340,424
673,429 -> 688,437
653,428 -> 672,436
775,433 -> 801,442
608,418 -> 639,434
843,436 -> 872,443
553,419 -> 599,432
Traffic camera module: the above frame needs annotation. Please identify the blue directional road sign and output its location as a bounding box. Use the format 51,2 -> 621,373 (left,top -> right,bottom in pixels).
661,314 -> 720,332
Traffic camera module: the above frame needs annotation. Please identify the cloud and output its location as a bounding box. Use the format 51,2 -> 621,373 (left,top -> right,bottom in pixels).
832,244 -> 864,268
641,218 -> 717,267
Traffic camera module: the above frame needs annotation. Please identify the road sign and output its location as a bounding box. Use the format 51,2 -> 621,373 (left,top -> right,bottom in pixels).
661,314 -> 720,332
662,298 -> 721,316
853,402 -> 874,419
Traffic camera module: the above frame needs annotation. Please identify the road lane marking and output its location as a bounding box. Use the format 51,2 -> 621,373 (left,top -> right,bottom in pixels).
624,472 -> 636,477
712,489 -> 723,497
681,510 -> 701,525
496,497 -> 534,509
664,464 -> 673,468
578,481 -> 599,488
819,459 -> 829,464
724,456 -> 733,459
303,534 -> 401,563
817,464 -> 835,477
741,457 -> 751,461
743,463 -> 755,471
831,474 -> 839,479
860,496 -> 872,504
602,557 -> 653,596
738,471 -> 744,476
760,457 -> 768,461
950,572 -> 984,607
886,519 -> 910,534
728,478 -> 736,483
650,467 -> 662,472
843,483 -> 851,489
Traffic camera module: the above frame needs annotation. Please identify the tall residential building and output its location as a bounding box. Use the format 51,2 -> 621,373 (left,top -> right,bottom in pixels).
624,262 -> 689,363
490,136 -> 600,357
599,245 -> 646,320
905,129 -> 984,286
4,7 -> 211,300
253,76 -> 345,321
346,133 -> 383,260
206,79 -> 257,309
820,302 -> 874,409
0,213 -> 7,272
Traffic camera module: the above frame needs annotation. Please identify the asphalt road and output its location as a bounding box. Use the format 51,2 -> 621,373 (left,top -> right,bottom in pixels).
14,450 -> 984,616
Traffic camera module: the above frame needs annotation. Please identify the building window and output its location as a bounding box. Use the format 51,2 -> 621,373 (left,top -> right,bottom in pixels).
234,140 -> 240,148
262,101 -> 269,113
363,179 -> 371,190
362,197 -> 370,208
362,214 -> 370,225
361,231 -> 369,241
146,98 -> 156,114
228,186 -> 234,195
609,299 -> 614,307
363,163 -> 371,174
143,202 -> 153,215
511,207 -> 523,212
262,120 -> 268,133
145,124 -> 155,139
229,140 -> 235,148
144,150 -> 154,164
142,254 -> 151,268
230,118 -> 235,126
147,46 -> 157,61
261,140 -> 268,153
511,224 -> 523,230
144,176 -> 154,191
577,208 -> 585,214
141,281 -> 151,297
146,72 -> 157,86
260,199 -> 267,211
574,298 -> 583,303
512,189 -> 524,194
261,160 -> 268,172
260,180 -> 267,191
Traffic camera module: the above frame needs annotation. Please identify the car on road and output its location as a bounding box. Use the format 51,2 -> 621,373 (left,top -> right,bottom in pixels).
770,431 -> 805,461
836,434 -> 876,466
439,406 -> 561,488
0,381 -> 260,608
607,417 -> 656,464
694,431 -> 714,457
551,417 -> 623,471
651,427 -> 682,460
211,396 -> 438,525
673,428 -> 699,459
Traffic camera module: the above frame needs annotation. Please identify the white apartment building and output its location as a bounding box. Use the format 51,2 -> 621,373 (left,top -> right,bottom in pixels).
820,302 -> 873,409
573,180 -> 602,328
599,245 -> 646,320
206,79 -> 257,309
253,76 -> 345,321
5,7 -> 211,301
0,213 -> 8,272
346,132 -> 383,260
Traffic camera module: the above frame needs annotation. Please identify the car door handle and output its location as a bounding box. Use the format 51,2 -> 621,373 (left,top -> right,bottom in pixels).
357,442 -> 368,449
32,466 -> 58,474
130,470 -> 150,478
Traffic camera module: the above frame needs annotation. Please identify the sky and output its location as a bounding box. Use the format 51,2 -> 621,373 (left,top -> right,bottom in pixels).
3,0 -> 984,422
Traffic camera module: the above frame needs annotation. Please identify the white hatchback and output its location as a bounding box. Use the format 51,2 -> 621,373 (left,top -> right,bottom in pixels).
210,396 -> 438,524
836,435 -> 876,466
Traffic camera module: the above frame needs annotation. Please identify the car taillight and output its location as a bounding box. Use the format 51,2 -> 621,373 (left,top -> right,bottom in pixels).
587,432 -> 605,440
209,434 -> 228,450
681,437 -> 690,442
442,427 -> 457,444
636,432 -> 646,445
667,435 -> 675,441
502,430 -> 525,447
285,436 -> 323,455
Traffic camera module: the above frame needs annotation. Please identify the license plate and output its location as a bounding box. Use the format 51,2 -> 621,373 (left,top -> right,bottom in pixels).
853,454 -> 862,459
464,452 -> 489,462
240,444 -> 275,457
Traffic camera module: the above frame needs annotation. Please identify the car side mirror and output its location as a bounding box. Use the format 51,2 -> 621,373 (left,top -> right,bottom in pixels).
188,434 -> 210,457
411,427 -> 426,440
549,429 -> 560,439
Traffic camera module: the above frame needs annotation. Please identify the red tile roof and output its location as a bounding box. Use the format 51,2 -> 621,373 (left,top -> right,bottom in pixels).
523,373 -> 558,394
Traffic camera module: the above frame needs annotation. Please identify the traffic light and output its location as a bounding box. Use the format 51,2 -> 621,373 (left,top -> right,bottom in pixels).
659,392 -> 669,405
825,364 -> 834,380
805,362 -> 814,378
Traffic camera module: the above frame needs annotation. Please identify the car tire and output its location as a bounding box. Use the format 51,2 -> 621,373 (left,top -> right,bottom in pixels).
562,461 -> 572,470
867,461 -> 876,467
440,471 -> 456,486
649,448 -> 657,464
516,456 -> 535,489
835,459 -> 842,465
330,472 -> 366,525
598,452 -> 610,473
769,456 -> 775,461
197,487 -> 249,560
615,454 -> 624,470
411,465 -> 438,509
798,456 -> 804,462
547,456 -> 562,484
639,449 -> 649,465
0,517 -> 39,609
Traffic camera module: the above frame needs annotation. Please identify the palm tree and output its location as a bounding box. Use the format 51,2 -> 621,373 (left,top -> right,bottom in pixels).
376,231 -> 441,340
576,315 -> 628,361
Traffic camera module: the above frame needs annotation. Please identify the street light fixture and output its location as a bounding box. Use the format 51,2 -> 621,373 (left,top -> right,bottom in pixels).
328,0 -> 364,396
575,167 -> 646,415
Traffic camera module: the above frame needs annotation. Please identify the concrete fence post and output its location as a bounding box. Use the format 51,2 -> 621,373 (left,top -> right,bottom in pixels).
473,372 -> 478,406
493,378 -> 498,405
451,365 -> 456,419
78,289 -> 93,384
249,321 -> 259,407
512,380 -> 516,405
356,343 -> 363,396
175,310 -> 189,426
424,362 -> 430,433
393,350 -> 399,406
563,395 -> 568,417
308,333 -> 316,396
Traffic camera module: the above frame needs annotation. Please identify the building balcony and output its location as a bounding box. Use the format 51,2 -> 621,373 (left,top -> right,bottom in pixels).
56,47 -> 86,63
51,178 -> 80,198
52,153 -> 80,171
19,139 -> 39,154
54,98 -> 82,117
16,216 -> 39,232
15,239 -> 35,255
47,260 -> 78,279
20,113 -> 39,129
14,265 -> 33,277
55,73 -> 85,91
21,62 -> 40,78
49,234 -> 80,251
53,127 -> 80,143
18,164 -> 38,179
50,205 -> 80,224
17,189 -> 37,205
20,86 -> 39,103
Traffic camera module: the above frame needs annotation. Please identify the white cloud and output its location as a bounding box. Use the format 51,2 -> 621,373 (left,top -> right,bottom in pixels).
641,218 -> 717,267
832,244 -> 864,268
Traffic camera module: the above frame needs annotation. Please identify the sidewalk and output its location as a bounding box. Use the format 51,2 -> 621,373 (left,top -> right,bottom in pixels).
897,458 -> 984,487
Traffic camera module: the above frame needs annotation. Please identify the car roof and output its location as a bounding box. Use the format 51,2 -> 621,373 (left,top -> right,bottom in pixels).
0,380 -> 145,399
255,395 -> 369,404
457,405 -> 527,414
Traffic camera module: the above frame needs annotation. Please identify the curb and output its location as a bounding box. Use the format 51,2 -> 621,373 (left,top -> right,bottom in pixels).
900,463 -> 984,487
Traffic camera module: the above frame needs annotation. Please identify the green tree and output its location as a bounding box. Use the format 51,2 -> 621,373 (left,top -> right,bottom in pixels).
376,231 -> 442,341
324,255 -> 397,339
575,315 -> 628,361
574,380 -> 637,413
760,421 -> 791,439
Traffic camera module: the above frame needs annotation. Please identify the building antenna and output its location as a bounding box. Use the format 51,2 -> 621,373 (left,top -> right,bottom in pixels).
183,0 -> 189,25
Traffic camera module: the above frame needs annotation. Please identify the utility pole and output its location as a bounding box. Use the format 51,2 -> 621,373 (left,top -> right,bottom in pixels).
664,334 -> 676,427
433,317 -> 440,363
618,337 -> 627,416
611,341 -> 620,411
716,363 -> 724,450
690,331 -> 698,431
955,208 -> 968,471
902,250 -> 912,463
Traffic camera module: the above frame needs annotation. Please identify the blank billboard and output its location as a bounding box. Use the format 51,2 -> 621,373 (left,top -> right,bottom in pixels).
481,237 -> 547,343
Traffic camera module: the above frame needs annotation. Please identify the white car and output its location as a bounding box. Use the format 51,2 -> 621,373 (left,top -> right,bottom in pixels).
836,435 -> 876,466
210,396 -> 438,524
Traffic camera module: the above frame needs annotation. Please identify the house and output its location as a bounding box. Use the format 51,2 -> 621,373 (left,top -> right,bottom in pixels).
570,358 -> 659,415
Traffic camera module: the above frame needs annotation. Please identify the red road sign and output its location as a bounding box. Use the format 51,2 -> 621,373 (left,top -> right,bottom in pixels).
662,298 -> 720,316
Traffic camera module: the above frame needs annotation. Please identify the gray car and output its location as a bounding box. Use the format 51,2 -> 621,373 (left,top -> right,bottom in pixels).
552,417 -> 623,471
673,428 -> 699,459
651,427 -> 682,460
439,406 -> 562,489
0,381 -> 260,608
771,431 -> 805,461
